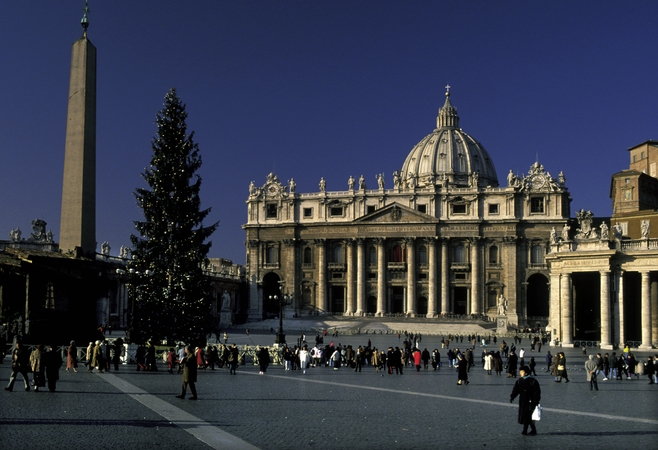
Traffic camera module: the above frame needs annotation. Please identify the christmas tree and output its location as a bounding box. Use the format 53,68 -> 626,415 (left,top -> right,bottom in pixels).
128,88 -> 218,346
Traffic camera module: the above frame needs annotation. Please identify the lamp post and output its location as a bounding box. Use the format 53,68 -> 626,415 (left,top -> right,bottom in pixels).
270,294 -> 292,345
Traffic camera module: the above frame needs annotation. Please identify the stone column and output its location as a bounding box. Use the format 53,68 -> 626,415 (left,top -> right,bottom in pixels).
560,273 -> 573,346
346,239 -> 355,315
640,271 -> 652,350
316,239 -> 327,312
549,272 -> 561,345
406,237 -> 416,316
356,238 -> 365,316
376,238 -> 386,316
441,239 -> 450,314
247,240 -> 262,321
600,270 -> 611,349
618,270 -> 625,347
427,237 -> 437,317
470,238 -> 480,315
503,236 -> 518,322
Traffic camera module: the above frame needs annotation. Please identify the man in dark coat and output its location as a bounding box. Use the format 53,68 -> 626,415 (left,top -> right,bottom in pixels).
175,346 -> 197,400
44,345 -> 63,392
510,365 -> 541,435
4,341 -> 31,391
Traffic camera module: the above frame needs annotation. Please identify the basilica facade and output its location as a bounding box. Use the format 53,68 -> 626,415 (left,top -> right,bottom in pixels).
243,91 -> 572,330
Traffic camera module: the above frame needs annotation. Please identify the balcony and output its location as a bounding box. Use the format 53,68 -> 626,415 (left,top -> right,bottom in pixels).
387,262 -> 406,271
327,262 -> 346,271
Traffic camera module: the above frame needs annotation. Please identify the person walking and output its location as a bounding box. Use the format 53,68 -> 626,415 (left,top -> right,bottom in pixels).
44,345 -> 63,392
585,354 -> 599,390
257,347 -> 270,374
484,351 -> 493,375
456,353 -> 469,385
556,352 -> 570,382
228,344 -> 239,375
507,350 -> 518,378
66,340 -> 78,373
85,341 -> 94,371
5,341 -> 31,392
510,365 -> 541,435
299,345 -> 310,374
175,346 -> 197,400
30,344 -> 45,392
545,351 -> 552,372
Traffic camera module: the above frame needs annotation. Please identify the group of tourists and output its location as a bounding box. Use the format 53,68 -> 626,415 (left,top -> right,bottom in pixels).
3,341 -> 62,392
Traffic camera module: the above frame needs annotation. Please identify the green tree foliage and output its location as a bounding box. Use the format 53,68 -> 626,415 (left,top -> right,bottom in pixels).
129,89 -> 218,346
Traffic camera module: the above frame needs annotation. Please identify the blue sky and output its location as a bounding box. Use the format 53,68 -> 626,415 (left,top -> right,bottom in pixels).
1,1 -> 656,263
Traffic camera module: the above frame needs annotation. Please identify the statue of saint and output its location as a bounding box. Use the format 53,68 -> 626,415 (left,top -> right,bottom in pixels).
561,224 -> 570,241
393,170 -> 401,188
348,176 -> 355,191
101,241 -> 110,256
497,295 -> 507,316
600,222 -> 609,240
550,227 -> 558,244
249,181 -> 256,196
359,175 -> 366,190
641,220 -> 650,239
376,173 -> 385,190
221,290 -> 231,310
319,177 -> 326,192
288,178 -> 296,194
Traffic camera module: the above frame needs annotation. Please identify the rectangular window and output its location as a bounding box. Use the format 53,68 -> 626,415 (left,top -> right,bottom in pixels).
330,207 -> 344,217
332,272 -> 343,279
303,207 -> 313,218
488,203 -> 499,215
417,204 -> 427,213
530,197 -> 544,213
266,204 -> 277,218
455,273 -> 466,280
368,272 -> 377,279
418,273 -> 427,280
452,204 -> 466,214
45,282 -> 55,310
367,205 -> 376,214
619,222 -> 628,236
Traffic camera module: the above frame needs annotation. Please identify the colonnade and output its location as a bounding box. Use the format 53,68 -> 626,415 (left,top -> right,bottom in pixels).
551,269 -> 654,350
305,237 -> 487,317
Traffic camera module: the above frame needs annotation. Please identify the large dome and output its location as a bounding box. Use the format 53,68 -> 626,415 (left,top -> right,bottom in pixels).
399,91 -> 498,188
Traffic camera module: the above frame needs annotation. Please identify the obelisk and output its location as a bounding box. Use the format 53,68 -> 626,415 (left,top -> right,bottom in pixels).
59,2 -> 96,256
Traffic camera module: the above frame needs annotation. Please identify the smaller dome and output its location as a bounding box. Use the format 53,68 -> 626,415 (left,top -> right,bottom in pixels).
400,90 -> 498,188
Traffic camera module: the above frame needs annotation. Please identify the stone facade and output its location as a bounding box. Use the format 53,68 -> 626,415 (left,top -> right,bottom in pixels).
244,91 -> 571,328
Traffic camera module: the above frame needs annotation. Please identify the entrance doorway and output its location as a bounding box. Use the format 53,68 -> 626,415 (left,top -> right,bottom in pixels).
454,287 -> 468,315
391,287 -> 404,313
330,286 -> 344,314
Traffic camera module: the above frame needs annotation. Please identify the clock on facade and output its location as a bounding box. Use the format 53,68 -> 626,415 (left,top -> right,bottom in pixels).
530,175 -> 545,190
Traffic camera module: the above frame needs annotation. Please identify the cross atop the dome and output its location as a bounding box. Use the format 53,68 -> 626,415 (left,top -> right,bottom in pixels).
445,84 -> 451,96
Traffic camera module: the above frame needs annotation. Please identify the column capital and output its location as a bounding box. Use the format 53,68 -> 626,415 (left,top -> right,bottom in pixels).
283,238 -> 296,247
248,239 -> 260,248
373,237 -> 385,245
313,238 -> 326,247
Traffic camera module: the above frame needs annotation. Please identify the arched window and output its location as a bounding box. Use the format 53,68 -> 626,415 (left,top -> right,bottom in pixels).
303,247 -> 312,265
418,246 -> 427,265
489,246 -> 498,265
454,243 -> 466,263
531,244 -> 544,265
368,246 -> 377,264
331,244 -> 344,263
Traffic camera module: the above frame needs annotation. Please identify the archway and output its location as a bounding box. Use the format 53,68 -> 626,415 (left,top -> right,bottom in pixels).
571,272 -> 601,341
526,273 -> 549,320
262,272 -> 281,319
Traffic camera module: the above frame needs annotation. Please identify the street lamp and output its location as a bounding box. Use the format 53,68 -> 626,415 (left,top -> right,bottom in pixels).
269,294 -> 292,345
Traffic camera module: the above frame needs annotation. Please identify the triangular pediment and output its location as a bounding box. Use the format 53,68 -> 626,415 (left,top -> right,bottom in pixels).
354,202 -> 439,224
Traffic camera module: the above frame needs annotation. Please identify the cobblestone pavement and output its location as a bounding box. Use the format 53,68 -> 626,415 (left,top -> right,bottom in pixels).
1,333 -> 657,449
